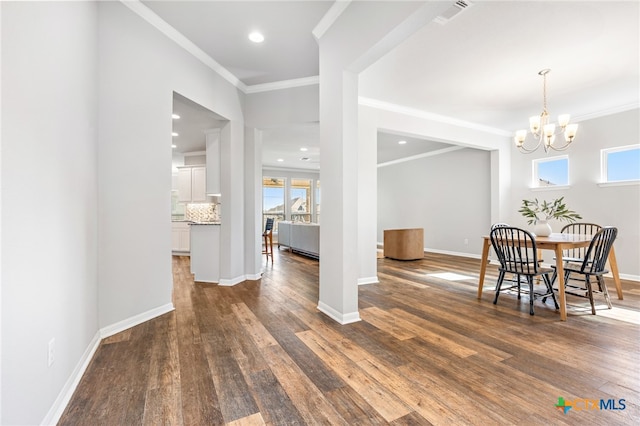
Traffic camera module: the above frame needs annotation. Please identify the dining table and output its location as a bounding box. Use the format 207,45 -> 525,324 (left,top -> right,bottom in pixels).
477,232 -> 623,321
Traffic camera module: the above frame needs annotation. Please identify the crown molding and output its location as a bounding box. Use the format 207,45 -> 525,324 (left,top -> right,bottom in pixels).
244,76 -> 319,94
574,102 -> 640,123
359,96 -> 512,137
121,1 -> 247,92
377,146 -> 465,168
313,0 -> 352,40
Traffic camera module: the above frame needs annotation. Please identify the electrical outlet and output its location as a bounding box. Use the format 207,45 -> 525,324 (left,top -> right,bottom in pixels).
48,338 -> 55,367
464,238 -> 469,245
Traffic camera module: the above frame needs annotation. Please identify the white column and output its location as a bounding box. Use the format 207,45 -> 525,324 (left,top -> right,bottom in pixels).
315,1 -> 445,323
318,67 -> 361,324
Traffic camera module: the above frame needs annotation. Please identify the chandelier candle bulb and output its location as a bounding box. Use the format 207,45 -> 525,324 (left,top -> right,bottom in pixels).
558,114 -> 570,127
565,124 -> 578,141
544,123 -> 555,136
529,116 -> 540,133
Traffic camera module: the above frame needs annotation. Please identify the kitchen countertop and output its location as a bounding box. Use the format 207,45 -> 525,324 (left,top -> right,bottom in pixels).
172,219 -> 221,225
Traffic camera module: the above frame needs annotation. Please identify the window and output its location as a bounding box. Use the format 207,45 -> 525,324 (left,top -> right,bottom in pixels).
601,145 -> 640,183
533,155 -> 569,188
263,177 -> 285,231
290,178 -> 312,223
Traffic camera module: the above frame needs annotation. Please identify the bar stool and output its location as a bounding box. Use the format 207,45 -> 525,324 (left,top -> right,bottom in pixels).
262,218 -> 274,263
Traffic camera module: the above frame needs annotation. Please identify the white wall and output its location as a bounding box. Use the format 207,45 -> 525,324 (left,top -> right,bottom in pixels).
1,2 -> 99,424
244,85 -> 319,128
378,148 -> 491,256
97,1 -> 246,325
508,109 -> 640,279
359,103 -> 511,284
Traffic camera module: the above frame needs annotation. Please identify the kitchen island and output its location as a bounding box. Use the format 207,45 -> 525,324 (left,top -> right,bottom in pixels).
189,222 -> 220,283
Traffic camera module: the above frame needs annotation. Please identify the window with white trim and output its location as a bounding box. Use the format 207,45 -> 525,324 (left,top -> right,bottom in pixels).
601,145 -> 640,183
533,155 -> 569,187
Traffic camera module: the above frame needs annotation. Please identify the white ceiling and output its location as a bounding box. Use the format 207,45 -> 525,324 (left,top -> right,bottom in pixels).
158,0 -> 639,169
359,0 -> 640,132
143,0 -> 332,86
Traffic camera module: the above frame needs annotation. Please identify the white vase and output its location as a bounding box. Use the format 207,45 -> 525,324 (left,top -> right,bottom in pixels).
533,220 -> 552,237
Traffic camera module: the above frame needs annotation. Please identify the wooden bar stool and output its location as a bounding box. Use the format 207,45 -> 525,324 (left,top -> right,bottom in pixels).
262,218 -> 274,263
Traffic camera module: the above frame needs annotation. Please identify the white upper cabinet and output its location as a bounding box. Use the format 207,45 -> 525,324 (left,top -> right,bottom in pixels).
191,166 -> 207,202
178,166 -> 206,202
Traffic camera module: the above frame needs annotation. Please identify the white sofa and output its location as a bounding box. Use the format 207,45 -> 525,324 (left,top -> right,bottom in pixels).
277,221 -> 319,258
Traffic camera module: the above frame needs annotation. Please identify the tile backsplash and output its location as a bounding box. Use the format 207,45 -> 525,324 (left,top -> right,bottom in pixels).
186,203 -> 220,222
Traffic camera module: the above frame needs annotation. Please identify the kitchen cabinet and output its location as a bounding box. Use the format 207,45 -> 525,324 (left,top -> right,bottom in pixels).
177,166 -> 207,202
172,221 -> 190,253
190,223 -> 220,283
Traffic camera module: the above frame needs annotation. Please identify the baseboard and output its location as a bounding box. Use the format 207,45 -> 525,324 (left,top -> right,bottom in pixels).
620,273 -> 640,282
40,331 -> 101,426
423,247 -> 483,259
41,303 -> 176,424
358,276 -> 379,285
100,303 -> 175,339
245,272 -> 263,281
317,301 -> 361,324
219,275 -> 248,286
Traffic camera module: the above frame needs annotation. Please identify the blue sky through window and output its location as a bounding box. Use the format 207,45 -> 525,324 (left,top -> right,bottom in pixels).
263,187 -> 284,211
537,158 -> 568,186
607,148 -> 640,182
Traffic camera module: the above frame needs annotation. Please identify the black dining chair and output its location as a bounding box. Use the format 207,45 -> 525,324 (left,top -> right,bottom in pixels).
554,226 -> 617,315
548,222 -> 603,299
560,222 -> 602,264
490,226 -> 558,315
491,222 -> 510,230
262,218 -> 274,263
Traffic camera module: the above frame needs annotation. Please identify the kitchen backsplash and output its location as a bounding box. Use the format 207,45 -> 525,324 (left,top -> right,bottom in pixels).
186,203 -> 220,222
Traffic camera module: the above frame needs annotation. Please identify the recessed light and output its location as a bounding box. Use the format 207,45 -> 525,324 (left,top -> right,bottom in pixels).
172,132 -> 179,137
300,147 -> 308,152
172,114 -> 180,119
277,158 -> 284,162
248,31 -> 264,43
398,140 -> 407,145
171,144 -> 177,149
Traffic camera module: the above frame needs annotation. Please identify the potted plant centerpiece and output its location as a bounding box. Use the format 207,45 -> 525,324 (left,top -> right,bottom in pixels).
518,197 -> 582,236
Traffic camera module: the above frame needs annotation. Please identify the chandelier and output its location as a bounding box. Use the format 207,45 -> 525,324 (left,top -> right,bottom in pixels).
514,69 -> 578,153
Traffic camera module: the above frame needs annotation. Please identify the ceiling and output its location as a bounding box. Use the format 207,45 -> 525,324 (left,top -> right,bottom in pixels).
160,0 -> 639,170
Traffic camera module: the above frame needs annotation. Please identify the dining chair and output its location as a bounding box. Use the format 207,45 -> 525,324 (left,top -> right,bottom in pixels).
262,218 -> 274,263
490,226 -> 558,315
555,226 -> 617,315
560,222 -> 602,264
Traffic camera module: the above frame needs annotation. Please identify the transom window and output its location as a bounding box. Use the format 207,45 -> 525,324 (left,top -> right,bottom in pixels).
532,155 -> 569,188
601,145 -> 640,183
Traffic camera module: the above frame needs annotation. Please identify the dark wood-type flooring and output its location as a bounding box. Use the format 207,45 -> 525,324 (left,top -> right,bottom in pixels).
59,249 -> 640,425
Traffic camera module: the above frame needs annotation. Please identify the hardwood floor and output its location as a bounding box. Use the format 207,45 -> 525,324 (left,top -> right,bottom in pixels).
59,249 -> 640,425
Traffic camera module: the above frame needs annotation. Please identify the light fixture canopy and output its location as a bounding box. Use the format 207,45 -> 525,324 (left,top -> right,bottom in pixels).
515,69 -> 578,154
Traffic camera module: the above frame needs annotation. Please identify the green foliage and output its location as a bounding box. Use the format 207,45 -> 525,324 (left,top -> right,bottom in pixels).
518,197 -> 582,225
